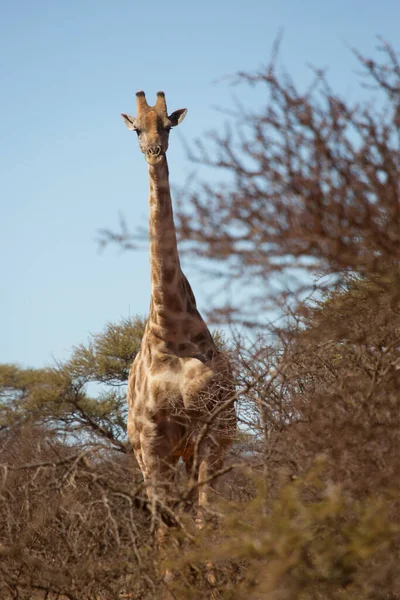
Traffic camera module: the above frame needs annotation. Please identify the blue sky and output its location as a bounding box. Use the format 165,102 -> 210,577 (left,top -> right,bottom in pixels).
1,0 -> 399,369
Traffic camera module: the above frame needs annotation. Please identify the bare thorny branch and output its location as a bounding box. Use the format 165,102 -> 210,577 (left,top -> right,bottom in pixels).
3,39 -> 400,599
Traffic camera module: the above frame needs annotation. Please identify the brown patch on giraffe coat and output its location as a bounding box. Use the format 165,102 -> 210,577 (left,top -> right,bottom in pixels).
193,331 -> 207,344
162,265 -> 176,284
182,316 -> 202,333
206,348 -> 216,360
178,277 -> 197,312
164,290 -> 184,312
157,314 -> 180,333
152,288 -> 183,313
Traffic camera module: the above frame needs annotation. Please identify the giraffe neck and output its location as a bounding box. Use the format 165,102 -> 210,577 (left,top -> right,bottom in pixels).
147,159 -> 202,342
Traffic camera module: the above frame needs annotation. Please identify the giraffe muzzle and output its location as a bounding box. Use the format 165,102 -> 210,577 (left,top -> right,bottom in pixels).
146,145 -> 164,165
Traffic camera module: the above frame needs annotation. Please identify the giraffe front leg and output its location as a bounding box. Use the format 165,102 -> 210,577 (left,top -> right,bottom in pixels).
138,439 -> 183,597
195,442 -> 228,598
197,442 -> 225,519
182,453 -> 200,509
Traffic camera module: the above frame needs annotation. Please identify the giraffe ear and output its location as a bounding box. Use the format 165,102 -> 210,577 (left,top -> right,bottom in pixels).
121,113 -> 138,130
168,108 -> 187,127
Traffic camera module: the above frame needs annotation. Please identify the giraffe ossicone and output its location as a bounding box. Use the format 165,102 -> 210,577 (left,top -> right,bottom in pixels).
121,90 -> 237,515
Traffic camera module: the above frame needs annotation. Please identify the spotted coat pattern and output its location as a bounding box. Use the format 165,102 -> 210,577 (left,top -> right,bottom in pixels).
122,92 -> 236,507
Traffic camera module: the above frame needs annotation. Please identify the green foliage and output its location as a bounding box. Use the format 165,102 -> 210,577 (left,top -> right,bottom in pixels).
0,317 -> 146,450
0,363 -> 55,428
66,316 -> 146,385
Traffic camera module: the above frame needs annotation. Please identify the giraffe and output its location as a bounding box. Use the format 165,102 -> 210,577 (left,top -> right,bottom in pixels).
121,91 -> 236,519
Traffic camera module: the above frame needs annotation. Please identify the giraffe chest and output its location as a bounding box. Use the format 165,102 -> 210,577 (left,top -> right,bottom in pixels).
127,355 -> 216,449
131,354 -> 215,412
150,357 -> 215,408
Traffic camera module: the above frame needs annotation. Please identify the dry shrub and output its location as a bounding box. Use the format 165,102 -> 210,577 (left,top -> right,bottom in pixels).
0,426 -> 157,599
4,39 -> 400,599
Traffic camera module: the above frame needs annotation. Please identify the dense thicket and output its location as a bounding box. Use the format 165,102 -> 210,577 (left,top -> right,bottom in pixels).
2,40 -> 400,598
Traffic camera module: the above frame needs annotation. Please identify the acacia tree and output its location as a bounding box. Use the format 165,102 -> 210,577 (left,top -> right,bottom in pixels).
0,317 -> 146,451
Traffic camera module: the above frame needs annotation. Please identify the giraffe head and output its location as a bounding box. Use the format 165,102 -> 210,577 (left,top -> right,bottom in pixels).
121,91 -> 187,165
